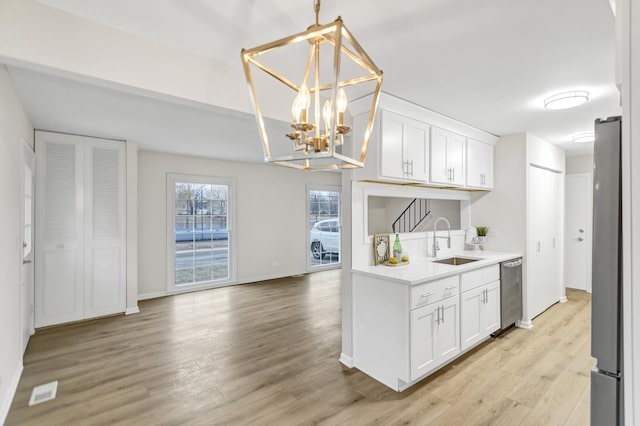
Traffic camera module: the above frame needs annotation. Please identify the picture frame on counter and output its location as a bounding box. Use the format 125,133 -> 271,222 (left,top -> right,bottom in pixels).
373,234 -> 390,265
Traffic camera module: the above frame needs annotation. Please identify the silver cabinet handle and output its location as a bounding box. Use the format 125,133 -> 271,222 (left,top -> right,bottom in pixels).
572,237 -> 584,242
552,238 -> 556,248
445,286 -> 456,291
536,241 -> 540,252
420,292 -> 434,299
579,229 -> 584,233
453,168 -> 455,182
440,306 -> 444,324
409,160 -> 414,177
57,243 -> 65,249
435,306 -> 440,324
23,259 -> 32,264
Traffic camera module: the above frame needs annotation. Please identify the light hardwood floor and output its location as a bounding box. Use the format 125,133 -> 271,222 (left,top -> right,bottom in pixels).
7,270 -> 591,425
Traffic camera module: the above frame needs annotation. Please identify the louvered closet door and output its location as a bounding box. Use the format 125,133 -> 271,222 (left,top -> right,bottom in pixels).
35,132 -> 126,327
35,133 -> 84,327
84,140 -> 126,317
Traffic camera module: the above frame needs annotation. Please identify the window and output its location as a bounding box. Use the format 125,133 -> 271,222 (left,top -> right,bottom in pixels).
167,174 -> 235,292
308,187 -> 341,269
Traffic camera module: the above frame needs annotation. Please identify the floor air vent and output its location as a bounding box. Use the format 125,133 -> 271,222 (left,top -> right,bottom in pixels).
28,381 -> 58,406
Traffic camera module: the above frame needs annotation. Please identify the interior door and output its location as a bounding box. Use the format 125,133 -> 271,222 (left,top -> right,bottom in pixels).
565,173 -> 591,291
527,165 -> 547,319
35,133 -> 84,327
21,141 -> 35,354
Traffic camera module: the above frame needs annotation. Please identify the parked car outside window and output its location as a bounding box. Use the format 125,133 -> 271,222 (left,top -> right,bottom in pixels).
310,219 -> 340,259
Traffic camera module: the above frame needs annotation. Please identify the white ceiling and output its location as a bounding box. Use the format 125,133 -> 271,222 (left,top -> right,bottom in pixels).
11,0 -> 619,160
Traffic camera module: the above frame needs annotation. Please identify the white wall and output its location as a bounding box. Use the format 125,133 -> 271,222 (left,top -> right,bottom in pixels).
0,0 -> 254,116
137,151 -> 341,298
0,65 -> 33,423
565,154 -> 594,174
469,134 -> 527,254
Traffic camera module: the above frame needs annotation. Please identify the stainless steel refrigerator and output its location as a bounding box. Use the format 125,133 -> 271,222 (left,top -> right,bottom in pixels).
591,115 -> 623,425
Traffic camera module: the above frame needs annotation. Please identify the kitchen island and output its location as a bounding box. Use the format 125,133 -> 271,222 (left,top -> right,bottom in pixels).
352,250 -> 521,391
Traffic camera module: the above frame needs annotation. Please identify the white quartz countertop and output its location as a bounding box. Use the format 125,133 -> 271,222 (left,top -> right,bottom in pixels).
352,250 -> 522,285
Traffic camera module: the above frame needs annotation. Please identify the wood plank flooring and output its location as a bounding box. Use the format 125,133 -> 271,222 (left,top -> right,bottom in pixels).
7,271 -> 592,425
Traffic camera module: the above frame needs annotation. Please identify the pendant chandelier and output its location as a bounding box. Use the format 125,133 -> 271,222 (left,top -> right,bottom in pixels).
241,0 -> 383,171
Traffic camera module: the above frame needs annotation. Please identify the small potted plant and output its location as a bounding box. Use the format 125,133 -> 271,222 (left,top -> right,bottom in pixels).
476,226 -> 488,244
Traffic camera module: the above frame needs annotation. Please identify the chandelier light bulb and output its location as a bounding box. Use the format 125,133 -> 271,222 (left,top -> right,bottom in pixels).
322,100 -> 332,133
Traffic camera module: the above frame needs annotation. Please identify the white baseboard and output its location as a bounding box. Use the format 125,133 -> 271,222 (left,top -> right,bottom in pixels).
138,271 -> 314,301
516,319 -> 533,329
125,306 -> 140,315
1,361 -> 23,424
339,353 -> 354,368
137,291 -> 167,301
559,296 -> 568,303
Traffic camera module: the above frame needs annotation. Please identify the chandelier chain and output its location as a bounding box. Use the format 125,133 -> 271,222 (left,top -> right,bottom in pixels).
314,0 -> 321,25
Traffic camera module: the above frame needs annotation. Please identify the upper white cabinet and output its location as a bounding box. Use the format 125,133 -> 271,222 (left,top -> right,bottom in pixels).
466,138 -> 494,189
429,127 -> 465,186
380,110 -> 430,182
350,93 -> 497,189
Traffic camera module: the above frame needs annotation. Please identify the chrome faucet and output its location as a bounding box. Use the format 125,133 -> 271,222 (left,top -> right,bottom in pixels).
432,217 -> 451,257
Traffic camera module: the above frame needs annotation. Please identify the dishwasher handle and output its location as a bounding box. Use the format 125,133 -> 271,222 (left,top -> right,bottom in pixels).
502,258 -> 522,268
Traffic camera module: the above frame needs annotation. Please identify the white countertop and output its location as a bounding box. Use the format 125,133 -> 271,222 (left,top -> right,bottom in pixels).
352,250 -> 522,285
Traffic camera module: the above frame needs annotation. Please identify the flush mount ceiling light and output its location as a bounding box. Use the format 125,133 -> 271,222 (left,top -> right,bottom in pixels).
572,132 -> 595,143
241,0 -> 383,171
544,91 -> 590,110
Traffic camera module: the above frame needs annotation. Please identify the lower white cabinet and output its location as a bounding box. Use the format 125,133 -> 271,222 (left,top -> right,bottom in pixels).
352,263 -> 503,391
410,295 -> 460,380
460,280 -> 501,350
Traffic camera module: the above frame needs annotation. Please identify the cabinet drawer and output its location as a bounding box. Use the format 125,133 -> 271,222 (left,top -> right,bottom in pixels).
411,275 -> 459,310
461,264 -> 500,292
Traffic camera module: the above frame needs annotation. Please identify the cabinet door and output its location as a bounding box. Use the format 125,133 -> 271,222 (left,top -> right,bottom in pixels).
448,133 -> 466,186
406,119 -> 429,182
482,281 -> 501,335
466,139 -> 494,189
410,303 -> 438,380
380,111 -> 407,179
437,296 -> 460,363
460,286 -> 484,351
430,127 -> 450,184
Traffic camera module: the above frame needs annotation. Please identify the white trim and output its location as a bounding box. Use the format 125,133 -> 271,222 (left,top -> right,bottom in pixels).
166,173 -> 237,292
124,306 -> 139,315
559,296 -> 568,303
516,320 -> 533,329
137,291 -> 167,301
0,362 -> 23,424
139,271 -> 312,300
339,353 -> 354,368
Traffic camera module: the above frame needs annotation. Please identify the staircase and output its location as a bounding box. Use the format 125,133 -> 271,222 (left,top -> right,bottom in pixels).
392,199 -> 431,233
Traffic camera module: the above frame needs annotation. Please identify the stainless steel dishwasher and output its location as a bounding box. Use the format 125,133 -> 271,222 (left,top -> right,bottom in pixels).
493,258 -> 523,335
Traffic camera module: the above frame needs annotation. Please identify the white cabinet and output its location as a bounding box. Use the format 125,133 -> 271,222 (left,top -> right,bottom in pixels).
379,110 -> 430,182
460,281 -> 500,351
430,127 -> 465,186
35,131 -> 126,327
410,295 -> 460,380
466,138 -> 494,189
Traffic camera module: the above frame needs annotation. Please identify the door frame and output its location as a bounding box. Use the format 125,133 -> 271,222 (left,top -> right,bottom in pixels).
565,172 -> 593,293
21,138 -> 35,354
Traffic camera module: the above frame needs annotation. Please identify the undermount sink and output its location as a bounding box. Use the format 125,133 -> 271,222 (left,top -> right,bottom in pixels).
433,257 -> 480,266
